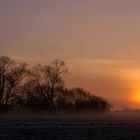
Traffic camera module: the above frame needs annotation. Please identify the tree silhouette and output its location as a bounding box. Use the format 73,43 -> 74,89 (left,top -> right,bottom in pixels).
54,87 -> 111,112
0,56 -> 111,112
0,56 -> 27,109
28,60 -> 67,111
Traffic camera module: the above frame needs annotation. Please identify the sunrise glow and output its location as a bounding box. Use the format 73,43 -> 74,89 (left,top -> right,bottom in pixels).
1,0 -> 140,109
131,84 -> 140,103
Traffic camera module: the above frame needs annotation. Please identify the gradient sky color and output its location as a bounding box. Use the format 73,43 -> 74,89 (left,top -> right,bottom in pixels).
1,0 -> 140,109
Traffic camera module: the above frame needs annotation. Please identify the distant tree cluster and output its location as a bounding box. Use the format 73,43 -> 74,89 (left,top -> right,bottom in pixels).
0,56 -> 111,112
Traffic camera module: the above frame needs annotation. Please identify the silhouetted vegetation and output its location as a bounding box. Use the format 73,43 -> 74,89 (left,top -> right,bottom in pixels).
0,56 -> 111,112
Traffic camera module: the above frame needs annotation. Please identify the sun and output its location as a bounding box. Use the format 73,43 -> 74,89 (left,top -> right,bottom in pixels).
136,92 -> 140,101
132,89 -> 140,102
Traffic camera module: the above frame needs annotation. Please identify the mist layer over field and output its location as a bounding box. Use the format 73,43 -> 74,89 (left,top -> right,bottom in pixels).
0,111 -> 140,139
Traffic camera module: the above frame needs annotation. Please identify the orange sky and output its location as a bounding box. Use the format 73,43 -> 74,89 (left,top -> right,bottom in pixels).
1,0 -> 140,109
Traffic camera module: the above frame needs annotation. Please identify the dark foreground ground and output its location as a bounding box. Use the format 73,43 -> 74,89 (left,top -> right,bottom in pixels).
0,111 -> 140,140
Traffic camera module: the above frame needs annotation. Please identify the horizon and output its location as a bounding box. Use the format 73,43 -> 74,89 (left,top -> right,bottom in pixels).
1,0 -> 140,110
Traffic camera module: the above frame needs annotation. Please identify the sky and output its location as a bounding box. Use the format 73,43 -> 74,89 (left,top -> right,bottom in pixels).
1,0 -> 140,109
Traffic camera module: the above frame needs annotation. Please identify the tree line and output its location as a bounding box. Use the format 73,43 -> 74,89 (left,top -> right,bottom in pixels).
0,56 -> 111,112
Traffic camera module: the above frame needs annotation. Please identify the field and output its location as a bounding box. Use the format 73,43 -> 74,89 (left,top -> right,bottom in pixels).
0,112 -> 140,139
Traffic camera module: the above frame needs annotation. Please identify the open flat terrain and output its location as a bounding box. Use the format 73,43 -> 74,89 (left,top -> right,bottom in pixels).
0,112 -> 140,139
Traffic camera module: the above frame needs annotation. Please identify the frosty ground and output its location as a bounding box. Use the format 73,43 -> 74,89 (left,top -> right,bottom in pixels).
0,112 -> 140,140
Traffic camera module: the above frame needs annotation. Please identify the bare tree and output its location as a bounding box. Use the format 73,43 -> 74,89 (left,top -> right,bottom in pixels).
0,56 -> 14,105
0,56 -> 27,108
54,87 -> 111,112
28,60 -> 67,111
0,56 -> 111,112
4,63 -> 27,106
